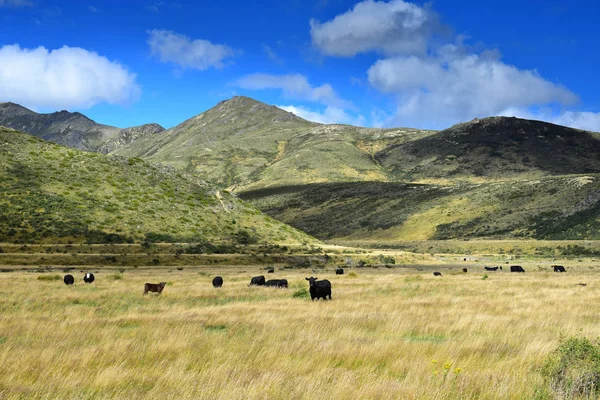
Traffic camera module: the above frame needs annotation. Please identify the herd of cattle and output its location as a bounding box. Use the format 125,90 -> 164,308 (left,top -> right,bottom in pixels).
60,265 -> 569,299
432,265 -> 567,276
60,269 -> 336,301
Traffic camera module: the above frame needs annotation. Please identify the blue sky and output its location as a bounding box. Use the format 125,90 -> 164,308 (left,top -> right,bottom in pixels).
0,0 -> 599,131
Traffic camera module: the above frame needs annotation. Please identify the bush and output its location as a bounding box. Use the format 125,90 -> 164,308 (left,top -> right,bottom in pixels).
541,337 -> 600,398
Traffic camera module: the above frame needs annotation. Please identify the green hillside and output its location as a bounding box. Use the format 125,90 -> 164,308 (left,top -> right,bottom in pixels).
0,127 -> 313,245
377,116 -> 600,183
240,175 -> 600,241
113,96 -> 434,190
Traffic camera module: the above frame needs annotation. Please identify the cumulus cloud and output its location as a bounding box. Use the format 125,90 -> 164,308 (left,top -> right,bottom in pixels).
0,44 -> 140,110
500,108 -> 600,133
310,0 -> 438,57
235,73 -> 352,108
277,105 -> 366,126
147,29 -> 235,70
367,49 -> 578,128
0,0 -> 32,7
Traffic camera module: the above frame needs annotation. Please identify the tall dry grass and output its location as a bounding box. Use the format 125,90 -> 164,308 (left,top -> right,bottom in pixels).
1,265 -> 599,399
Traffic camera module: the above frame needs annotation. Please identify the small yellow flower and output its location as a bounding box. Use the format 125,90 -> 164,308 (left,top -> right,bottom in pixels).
443,362 -> 451,370
433,370 -> 439,376
454,367 -> 462,374
431,359 -> 437,364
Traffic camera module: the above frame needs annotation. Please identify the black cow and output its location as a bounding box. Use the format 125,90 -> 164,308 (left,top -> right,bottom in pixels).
552,265 -> 566,273
510,265 -> 525,273
144,282 -> 166,295
433,272 -> 442,277
265,279 -> 288,288
212,276 -> 223,287
484,266 -> 499,271
267,269 -> 275,273
249,275 -> 266,286
335,268 -> 344,275
83,273 -> 95,283
462,268 -> 468,273
305,277 -> 331,301
64,274 -> 74,285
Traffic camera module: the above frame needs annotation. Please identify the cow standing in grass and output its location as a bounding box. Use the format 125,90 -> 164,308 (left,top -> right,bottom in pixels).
265,279 -> 288,288
552,265 -> 566,272
83,273 -> 95,283
335,268 -> 344,275
433,272 -> 442,277
212,276 -> 223,288
144,282 -> 166,295
511,266 -> 525,273
64,274 -> 74,285
305,277 -> 331,301
249,276 -> 266,286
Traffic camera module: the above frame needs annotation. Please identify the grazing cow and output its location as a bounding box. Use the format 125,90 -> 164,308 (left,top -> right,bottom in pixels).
267,269 -> 275,273
305,277 -> 331,301
484,266 -> 499,271
462,268 -> 468,273
212,276 -> 223,288
499,266 -> 503,271
552,265 -> 566,273
336,268 -> 344,275
510,265 -> 525,273
144,282 -> 166,295
578,283 -> 587,287
265,279 -> 288,288
249,275 -> 266,286
433,272 -> 442,277
64,274 -> 74,285
83,273 -> 95,283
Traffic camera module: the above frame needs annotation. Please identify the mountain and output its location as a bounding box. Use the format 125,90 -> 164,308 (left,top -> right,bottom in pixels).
377,116 -> 600,183
0,126 -> 313,244
0,102 -> 165,152
113,96 -> 434,190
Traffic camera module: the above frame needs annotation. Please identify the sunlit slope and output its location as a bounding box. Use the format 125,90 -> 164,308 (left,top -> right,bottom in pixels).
113,96 -> 434,189
240,175 -> 600,240
0,127 -> 313,244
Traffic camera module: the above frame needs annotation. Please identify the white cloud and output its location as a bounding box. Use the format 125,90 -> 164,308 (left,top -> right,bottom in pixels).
235,73 -> 352,109
0,44 -> 140,110
147,29 -> 235,70
500,108 -> 600,133
310,0 -> 437,57
0,0 -> 32,7
367,51 -> 578,129
262,44 -> 283,65
88,5 -> 97,12
277,105 -> 365,126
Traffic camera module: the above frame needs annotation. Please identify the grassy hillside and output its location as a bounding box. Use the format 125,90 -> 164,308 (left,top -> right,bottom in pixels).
113,96 -> 434,190
240,174 -> 600,240
0,127 -> 313,244
377,116 -> 600,183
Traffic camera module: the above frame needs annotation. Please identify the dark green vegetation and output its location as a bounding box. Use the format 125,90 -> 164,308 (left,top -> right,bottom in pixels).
0,102 -> 164,152
241,175 -> 600,240
541,337 -> 600,398
0,127 -> 313,244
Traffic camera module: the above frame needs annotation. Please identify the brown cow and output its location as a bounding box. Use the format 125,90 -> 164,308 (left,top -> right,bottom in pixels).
144,282 -> 166,295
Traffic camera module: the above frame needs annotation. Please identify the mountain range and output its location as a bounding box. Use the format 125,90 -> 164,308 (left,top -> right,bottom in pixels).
0,102 -> 165,153
2,96 -> 600,242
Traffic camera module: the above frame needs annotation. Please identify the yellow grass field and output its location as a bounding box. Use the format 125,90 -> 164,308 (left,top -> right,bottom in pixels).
1,263 -> 599,399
